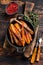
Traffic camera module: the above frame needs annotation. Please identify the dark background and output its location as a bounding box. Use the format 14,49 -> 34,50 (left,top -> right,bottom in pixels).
0,0 -> 43,65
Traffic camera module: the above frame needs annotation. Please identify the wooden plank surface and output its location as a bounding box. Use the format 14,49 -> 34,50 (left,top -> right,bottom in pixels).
0,0 -> 43,65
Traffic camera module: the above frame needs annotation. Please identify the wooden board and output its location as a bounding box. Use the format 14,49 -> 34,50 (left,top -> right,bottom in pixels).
0,0 -> 43,65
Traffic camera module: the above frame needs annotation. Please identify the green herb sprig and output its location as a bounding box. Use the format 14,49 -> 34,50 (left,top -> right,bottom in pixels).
23,12 -> 39,30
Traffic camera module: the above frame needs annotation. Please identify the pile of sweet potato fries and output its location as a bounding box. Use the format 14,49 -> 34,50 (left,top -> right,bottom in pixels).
8,20 -> 34,46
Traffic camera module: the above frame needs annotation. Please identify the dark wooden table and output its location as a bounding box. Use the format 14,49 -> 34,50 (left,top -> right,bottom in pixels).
0,0 -> 43,65
0,54 -> 43,65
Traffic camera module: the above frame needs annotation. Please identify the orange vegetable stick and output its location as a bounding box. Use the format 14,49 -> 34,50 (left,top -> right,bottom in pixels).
21,26 -> 25,46
28,32 -> 32,41
12,33 -> 22,46
14,23 -> 21,32
25,30 -> 30,44
14,24 -> 21,37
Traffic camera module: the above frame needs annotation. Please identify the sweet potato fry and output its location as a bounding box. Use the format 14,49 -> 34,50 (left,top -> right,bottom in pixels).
28,33 -> 32,41
12,33 -> 22,46
25,30 -> 30,44
14,23 -> 21,32
9,29 -> 14,44
24,30 -> 28,43
21,26 -> 25,46
13,24 -> 21,36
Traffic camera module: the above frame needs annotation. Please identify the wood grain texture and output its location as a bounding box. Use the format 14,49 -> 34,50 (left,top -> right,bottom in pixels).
0,0 -> 43,65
